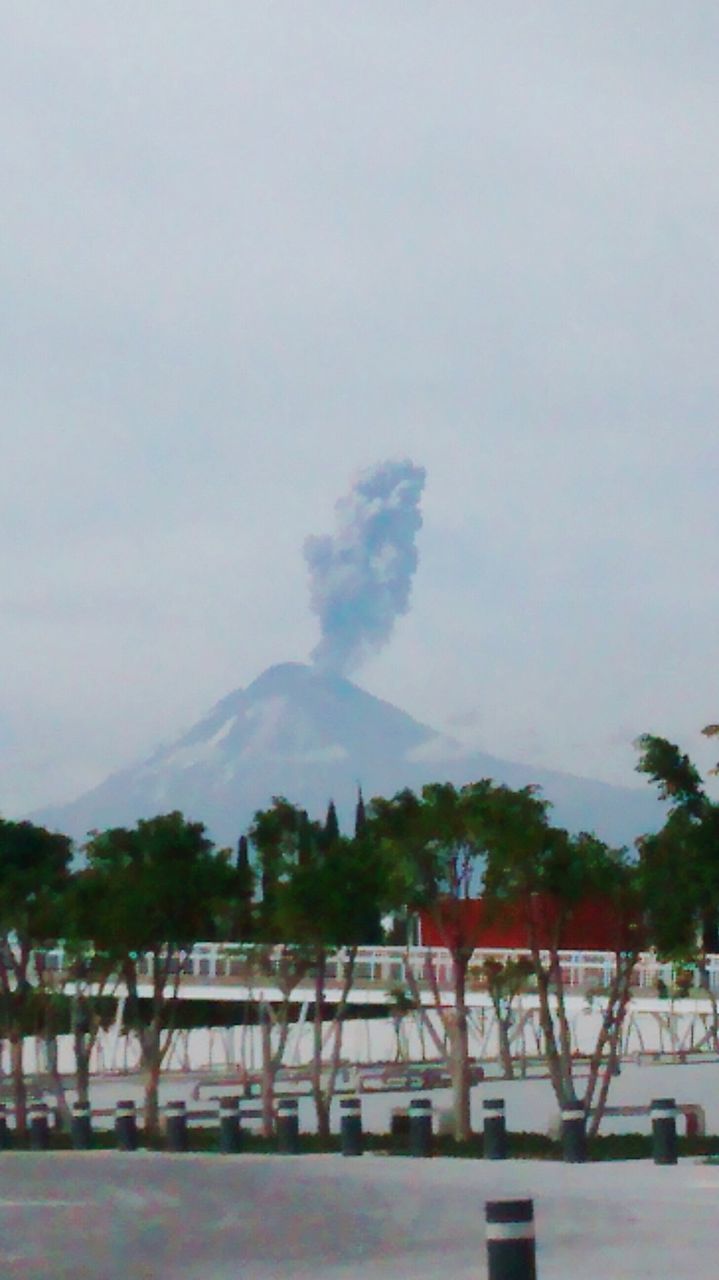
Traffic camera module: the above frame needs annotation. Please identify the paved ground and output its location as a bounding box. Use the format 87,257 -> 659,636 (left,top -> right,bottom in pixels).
0,1152 -> 718,1278
75,1055 -> 719,1136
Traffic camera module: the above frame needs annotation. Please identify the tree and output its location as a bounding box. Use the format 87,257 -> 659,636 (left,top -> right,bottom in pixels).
384,982 -> 419,1062
82,812 -> 235,1136
354,788 -> 367,838
248,799 -> 314,1136
270,802 -> 386,1139
371,779 -> 644,1138
368,781 -> 496,1141
478,955 -> 534,1079
55,867 -> 123,1111
480,785 -> 643,1134
324,799 -> 340,845
231,835 -> 254,941
636,729 -> 719,959
0,819 -> 72,1135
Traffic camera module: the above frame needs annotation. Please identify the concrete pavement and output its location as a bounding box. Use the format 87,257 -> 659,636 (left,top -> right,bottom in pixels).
0,1151 -> 716,1278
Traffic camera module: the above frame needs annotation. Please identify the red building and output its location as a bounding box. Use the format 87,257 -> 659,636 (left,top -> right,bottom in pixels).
418,894 -> 643,952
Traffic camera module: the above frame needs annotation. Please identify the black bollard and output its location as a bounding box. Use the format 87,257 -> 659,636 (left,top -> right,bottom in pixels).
486,1198 -> 536,1280
408,1097 -> 432,1158
276,1098 -> 300,1154
218,1096 -> 242,1154
483,1098 -> 508,1160
29,1102 -> 49,1152
0,1103 -> 11,1151
651,1097 -> 678,1165
164,1099 -> 188,1153
340,1096 -> 363,1157
71,1102 -> 93,1150
115,1099 -> 138,1152
560,1104 -> 587,1163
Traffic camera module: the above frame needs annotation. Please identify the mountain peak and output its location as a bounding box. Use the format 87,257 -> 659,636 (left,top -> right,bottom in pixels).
246,661 -> 313,693
30,663 -> 666,848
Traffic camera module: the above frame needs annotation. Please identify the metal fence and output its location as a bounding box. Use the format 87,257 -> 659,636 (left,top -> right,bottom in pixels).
31,943 -> 719,995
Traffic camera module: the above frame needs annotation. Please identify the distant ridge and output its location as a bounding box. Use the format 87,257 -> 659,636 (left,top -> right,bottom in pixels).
33,662 -> 666,848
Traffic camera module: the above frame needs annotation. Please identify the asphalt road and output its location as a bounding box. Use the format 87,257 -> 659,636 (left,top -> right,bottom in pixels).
0,1152 -> 717,1278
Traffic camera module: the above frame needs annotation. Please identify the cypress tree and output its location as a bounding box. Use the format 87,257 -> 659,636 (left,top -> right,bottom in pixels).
324,799 -> 340,845
236,834 -> 249,872
234,835 -> 254,940
354,788 -> 367,838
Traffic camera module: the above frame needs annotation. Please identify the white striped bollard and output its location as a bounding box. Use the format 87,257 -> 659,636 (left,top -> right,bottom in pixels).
165,1099 -> 188,1153
560,1103 -> 586,1163
0,1103 -> 10,1151
218,1096 -> 242,1154
276,1098 -> 300,1154
409,1097 -> 432,1158
486,1198 -> 536,1280
651,1097 -> 678,1165
115,1099 -> 138,1152
71,1101 -> 92,1150
340,1096 -> 363,1157
29,1102 -> 49,1152
483,1098 -> 508,1160
239,1100 -> 263,1136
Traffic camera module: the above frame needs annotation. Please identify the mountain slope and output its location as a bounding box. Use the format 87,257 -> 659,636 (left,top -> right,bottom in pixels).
33,662 -> 665,847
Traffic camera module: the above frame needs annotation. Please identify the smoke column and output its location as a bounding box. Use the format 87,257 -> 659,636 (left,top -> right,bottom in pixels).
304,459 -> 426,675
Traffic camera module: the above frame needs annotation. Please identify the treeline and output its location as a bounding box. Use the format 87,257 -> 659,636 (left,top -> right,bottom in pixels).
0,727 -> 717,1141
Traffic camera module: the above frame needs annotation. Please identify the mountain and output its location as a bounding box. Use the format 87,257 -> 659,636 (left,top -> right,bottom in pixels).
33,661 -> 665,847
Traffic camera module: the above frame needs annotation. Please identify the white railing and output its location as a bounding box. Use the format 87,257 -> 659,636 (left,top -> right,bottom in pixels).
33,943 -> 719,995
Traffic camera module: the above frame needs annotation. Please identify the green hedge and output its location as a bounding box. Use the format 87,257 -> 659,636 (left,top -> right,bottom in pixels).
7,1129 -> 719,1159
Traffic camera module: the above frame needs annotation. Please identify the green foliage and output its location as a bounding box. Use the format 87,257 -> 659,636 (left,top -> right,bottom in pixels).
323,799 -> 340,846
369,780 -> 560,955
250,797 -> 384,949
250,796 -> 303,932
82,811 -> 236,959
480,954 -> 535,999
635,728 -> 719,958
635,733 -> 705,816
231,835 -> 254,941
354,788 -> 367,837
0,819 -> 73,946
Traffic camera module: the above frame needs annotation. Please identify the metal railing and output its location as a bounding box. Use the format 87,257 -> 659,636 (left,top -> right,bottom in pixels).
31,944 -> 719,996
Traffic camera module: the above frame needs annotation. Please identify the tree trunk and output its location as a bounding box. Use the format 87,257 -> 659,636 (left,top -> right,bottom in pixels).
322,949 -> 357,1126
10,1030 -> 27,1137
71,993 -> 91,1109
404,959 -> 446,1058
142,1019 -> 163,1139
550,949 -> 577,1104
585,955 -> 635,1138
311,952 -> 329,1141
584,956 -> 624,1112
74,1029 -> 91,1109
586,1010 -> 624,1139
392,1015 -> 403,1062
45,1033 -> 71,1130
493,998 -> 516,1080
533,962 -> 569,1105
260,1004 -> 276,1138
450,954 -> 471,1141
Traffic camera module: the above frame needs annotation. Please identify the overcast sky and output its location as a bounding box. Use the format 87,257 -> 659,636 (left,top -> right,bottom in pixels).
2,2 -> 719,816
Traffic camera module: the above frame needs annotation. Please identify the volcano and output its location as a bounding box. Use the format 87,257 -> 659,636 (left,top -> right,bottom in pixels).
33,662 -> 664,848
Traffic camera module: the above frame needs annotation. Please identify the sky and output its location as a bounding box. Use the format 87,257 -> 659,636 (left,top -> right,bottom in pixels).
2,1 -> 719,817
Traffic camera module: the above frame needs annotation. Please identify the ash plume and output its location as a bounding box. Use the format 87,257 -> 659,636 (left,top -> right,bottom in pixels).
304,459 -> 426,675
